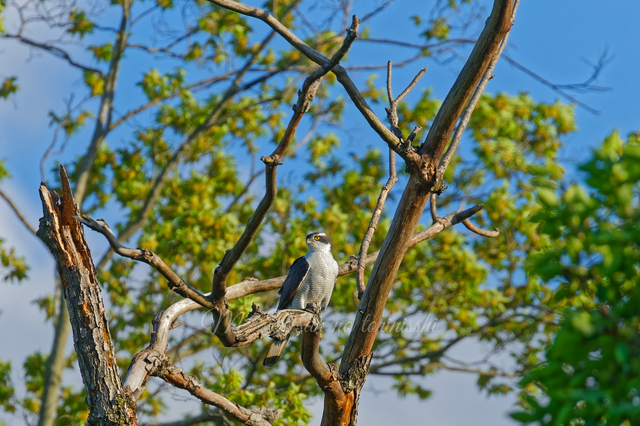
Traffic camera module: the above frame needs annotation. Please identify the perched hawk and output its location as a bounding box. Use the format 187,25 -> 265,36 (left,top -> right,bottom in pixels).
263,232 -> 339,367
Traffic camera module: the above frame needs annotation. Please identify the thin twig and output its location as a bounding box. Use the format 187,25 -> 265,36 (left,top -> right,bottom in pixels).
1,34 -> 105,76
356,148 -> 397,299
502,54 -> 602,115
0,189 -> 37,235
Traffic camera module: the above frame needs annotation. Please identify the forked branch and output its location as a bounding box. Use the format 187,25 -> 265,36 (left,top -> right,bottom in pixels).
209,15 -> 362,347
207,0 -> 423,168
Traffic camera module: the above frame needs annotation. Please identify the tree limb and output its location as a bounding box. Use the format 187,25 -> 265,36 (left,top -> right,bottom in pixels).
207,0 -> 423,167
0,188 -> 36,235
430,194 -> 499,238
155,360 -> 281,426
438,0 -> 520,176
421,0 -> 514,167
209,16 -> 361,346
74,215 -> 214,308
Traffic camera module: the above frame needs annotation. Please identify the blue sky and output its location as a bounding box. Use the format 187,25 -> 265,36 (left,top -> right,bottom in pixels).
1,0 -> 639,424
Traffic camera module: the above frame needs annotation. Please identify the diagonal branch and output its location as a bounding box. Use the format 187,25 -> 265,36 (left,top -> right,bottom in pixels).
0,188 -> 37,235
209,17 -> 362,346
438,0 -> 520,176
421,0 -> 514,167
355,148 -> 397,300
155,360 -> 280,426
74,0 -> 132,207
208,0 -> 422,167
74,215 -> 213,308
1,34 -> 105,76
430,194 -> 499,238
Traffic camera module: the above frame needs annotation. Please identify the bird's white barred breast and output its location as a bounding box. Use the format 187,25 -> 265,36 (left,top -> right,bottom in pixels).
291,250 -> 339,310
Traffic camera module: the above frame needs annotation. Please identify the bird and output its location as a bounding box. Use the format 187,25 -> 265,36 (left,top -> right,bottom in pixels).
263,232 -> 339,367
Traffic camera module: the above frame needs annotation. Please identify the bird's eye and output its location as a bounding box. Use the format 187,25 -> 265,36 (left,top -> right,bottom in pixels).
314,236 -> 320,241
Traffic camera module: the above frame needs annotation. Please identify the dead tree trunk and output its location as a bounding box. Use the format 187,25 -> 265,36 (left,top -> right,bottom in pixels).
36,166 -> 137,426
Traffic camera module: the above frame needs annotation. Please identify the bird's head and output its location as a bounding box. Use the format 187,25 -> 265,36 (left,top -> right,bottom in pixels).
306,232 -> 332,253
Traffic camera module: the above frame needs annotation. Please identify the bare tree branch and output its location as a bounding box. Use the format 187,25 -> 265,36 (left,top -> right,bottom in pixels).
74,215 -> 214,308
421,0 -> 514,166
207,0 -> 423,167
430,194 -> 499,238
462,218 -> 500,238
0,188 -> 36,235
155,360 -> 280,426
209,16 -> 361,346
438,0 -> 520,176
355,147 -> 397,300
1,34 -> 105,76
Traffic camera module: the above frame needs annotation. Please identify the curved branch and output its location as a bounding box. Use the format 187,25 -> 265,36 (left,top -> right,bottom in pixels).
430,194 -> 499,238
75,215 -> 213,308
155,360 -> 280,426
1,34 -> 105,76
462,219 -> 500,238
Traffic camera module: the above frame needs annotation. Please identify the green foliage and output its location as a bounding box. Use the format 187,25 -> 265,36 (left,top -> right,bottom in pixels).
88,43 -> 113,63
0,360 -> 16,414
0,238 -> 28,282
67,9 -> 95,38
512,130 -> 640,425
0,77 -> 18,99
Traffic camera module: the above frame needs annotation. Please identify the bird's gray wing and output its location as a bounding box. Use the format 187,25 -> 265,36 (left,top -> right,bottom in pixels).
277,256 -> 309,310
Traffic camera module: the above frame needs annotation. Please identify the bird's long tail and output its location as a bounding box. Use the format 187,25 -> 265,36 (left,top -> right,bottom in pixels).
263,335 -> 291,367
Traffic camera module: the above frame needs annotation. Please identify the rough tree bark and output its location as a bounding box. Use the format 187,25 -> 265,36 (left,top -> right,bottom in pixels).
36,166 -> 137,426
